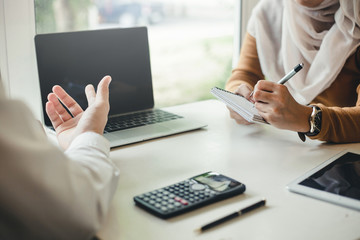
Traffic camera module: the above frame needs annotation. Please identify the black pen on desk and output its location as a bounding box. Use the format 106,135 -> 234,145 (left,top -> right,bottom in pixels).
195,199 -> 266,233
249,63 -> 304,99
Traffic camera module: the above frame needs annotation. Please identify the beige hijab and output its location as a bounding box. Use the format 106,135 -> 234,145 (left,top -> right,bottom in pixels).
247,0 -> 360,105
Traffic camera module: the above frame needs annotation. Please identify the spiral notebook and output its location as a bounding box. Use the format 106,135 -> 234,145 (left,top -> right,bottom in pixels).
211,87 -> 267,124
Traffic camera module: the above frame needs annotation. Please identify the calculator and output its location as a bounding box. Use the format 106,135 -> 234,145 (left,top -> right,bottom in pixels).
133,171 -> 246,218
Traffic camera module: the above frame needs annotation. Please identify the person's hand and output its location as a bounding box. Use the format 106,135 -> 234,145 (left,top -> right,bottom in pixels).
227,83 -> 254,125
46,76 -> 112,150
252,80 -> 312,132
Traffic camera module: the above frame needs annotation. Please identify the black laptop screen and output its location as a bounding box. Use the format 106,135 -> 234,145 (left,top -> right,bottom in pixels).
35,27 -> 154,127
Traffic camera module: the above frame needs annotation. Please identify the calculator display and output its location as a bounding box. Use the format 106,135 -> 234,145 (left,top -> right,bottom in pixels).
193,172 -> 242,192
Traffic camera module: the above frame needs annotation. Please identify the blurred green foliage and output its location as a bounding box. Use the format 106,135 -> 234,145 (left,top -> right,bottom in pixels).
35,0 -> 91,34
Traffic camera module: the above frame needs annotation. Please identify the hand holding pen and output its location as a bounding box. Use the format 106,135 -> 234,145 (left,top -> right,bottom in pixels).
228,63 -> 305,127
249,63 -> 304,100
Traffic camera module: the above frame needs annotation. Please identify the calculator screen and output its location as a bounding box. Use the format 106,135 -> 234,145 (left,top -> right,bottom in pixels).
193,172 -> 241,192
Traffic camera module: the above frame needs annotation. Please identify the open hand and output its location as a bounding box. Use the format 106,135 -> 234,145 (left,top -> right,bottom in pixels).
46,76 -> 112,149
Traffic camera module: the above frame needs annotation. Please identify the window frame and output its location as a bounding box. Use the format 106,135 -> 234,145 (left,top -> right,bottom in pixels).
0,0 -> 41,119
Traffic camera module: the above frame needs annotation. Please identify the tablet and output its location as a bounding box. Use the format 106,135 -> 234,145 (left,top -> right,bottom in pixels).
287,151 -> 360,211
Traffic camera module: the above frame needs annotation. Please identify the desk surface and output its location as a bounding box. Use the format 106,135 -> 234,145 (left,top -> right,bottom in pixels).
98,100 -> 360,240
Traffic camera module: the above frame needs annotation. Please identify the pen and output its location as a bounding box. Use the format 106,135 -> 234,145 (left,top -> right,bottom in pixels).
249,63 -> 303,98
277,63 -> 304,84
195,199 -> 266,233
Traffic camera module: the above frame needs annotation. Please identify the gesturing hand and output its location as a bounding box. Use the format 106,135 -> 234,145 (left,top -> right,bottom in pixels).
45,76 -> 112,150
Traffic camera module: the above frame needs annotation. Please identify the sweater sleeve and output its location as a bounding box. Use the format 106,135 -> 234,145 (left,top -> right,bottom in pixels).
310,84 -> 360,143
308,47 -> 360,143
225,32 -> 265,92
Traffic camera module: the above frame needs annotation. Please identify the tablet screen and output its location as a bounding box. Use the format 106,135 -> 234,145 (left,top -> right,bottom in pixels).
299,152 -> 360,201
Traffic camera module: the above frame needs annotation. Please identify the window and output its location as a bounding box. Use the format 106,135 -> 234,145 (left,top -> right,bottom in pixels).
34,0 -> 236,107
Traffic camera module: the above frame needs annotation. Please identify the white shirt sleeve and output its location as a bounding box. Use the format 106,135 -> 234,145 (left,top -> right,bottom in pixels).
0,98 -> 119,240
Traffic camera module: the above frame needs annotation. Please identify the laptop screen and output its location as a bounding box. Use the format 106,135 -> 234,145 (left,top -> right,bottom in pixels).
35,27 -> 154,127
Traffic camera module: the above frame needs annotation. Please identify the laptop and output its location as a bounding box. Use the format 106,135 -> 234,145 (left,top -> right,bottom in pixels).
34,27 -> 206,148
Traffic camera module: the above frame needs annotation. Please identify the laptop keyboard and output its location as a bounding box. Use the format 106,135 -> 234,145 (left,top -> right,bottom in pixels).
104,109 -> 183,133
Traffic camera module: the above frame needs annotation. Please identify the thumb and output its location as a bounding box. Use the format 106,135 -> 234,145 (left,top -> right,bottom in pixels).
85,84 -> 96,106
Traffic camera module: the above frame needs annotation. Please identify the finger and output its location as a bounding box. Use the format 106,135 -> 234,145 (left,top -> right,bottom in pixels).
85,84 -> 96,106
47,92 -> 72,122
227,106 -> 252,125
254,80 -> 277,93
234,84 -> 253,99
253,90 -> 275,104
52,85 -> 83,117
95,75 -> 112,103
254,101 -> 271,114
45,101 -> 63,129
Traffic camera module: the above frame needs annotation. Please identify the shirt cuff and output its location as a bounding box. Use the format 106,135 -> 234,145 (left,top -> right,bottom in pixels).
66,132 -> 110,156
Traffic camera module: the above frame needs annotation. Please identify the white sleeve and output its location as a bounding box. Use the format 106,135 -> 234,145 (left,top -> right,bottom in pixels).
0,99 -> 119,240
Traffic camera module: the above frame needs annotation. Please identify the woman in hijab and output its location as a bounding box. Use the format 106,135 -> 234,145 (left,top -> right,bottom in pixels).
226,0 -> 360,143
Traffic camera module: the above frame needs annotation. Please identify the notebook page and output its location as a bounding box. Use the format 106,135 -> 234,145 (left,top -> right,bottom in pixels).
211,87 -> 267,124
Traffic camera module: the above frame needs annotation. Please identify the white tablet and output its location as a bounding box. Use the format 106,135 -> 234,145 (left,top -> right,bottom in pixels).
287,151 -> 360,211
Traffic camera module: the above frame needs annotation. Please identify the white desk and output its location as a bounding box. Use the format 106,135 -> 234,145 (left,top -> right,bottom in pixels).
98,100 -> 360,240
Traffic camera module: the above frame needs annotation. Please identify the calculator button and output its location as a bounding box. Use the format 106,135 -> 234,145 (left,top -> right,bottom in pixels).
161,206 -> 168,212
143,197 -> 150,202
174,202 -> 181,207
155,203 -> 161,208
149,200 -> 155,205
180,199 -> 188,205
156,198 -> 162,202
191,183 -> 206,191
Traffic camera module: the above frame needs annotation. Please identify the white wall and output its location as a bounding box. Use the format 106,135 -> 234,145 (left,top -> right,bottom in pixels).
0,0 -> 41,120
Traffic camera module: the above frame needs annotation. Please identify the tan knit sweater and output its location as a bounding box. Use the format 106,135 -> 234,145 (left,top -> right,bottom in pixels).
226,33 -> 360,143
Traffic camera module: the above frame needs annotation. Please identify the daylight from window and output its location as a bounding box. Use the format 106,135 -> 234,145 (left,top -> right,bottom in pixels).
35,0 -> 235,107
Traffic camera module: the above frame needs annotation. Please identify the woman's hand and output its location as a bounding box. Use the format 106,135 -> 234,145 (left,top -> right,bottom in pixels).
46,76 -> 112,150
252,80 -> 312,132
227,83 -> 254,125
